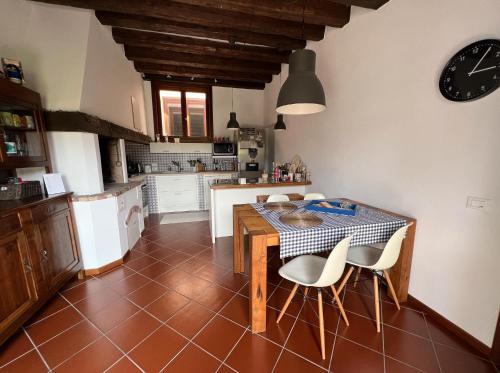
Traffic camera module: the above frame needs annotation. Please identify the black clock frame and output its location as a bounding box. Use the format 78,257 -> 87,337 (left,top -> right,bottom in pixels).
439,39 -> 500,102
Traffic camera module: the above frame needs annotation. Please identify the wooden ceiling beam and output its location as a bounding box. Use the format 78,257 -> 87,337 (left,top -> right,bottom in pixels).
112,28 -> 290,64
97,12 -> 305,50
143,74 -> 266,90
30,0 -> 326,41
134,62 -> 272,83
169,0 -> 351,27
125,46 -> 281,75
332,0 -> 388,9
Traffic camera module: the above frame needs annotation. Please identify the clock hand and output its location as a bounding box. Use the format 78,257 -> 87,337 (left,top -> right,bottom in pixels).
469,65 -> 498,75
468,46 -> 492,76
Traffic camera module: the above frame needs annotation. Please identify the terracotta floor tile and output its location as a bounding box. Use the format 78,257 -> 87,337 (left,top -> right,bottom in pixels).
53,337 -> 122,372
163,343 -> 220,372
60,276 -> 88,292
145,290 -> 190,321
109,273 -> 151,296
274,349 -> 326,373
330,336 -> 384,373
336,311 -> 383,352
123,250 -> 145,263
426,317 -> 478,354
0,331 -> 33,367
342,290 -> 378,320
382,302 -> 430,338
267,287 -> 303,317
148,247 -> 177,261
285,318 -> 334,368
176,257 -> 210,273
123,255 -> 158,271
162,252 -> 192,267
215,272 -> 248,292
38,320 -> 101,368
86,298 -> 140,333
26,306 -> 83,345
61,278 -> 106,303
435,343 -> 496,373
128,326 -> 188,372
73,288 -> 121,317
137,261 -> 172,279
193,316 -> 246,361
219,294 -> 249,328
194,262 -> 228,282
384,325 -> 441,373
126,281 -> 167,307
28,295 -> 70,325
298,298 -> 340,334
155,268 -> 190,288
167,301 -> 215,338
225,332 -> 282,373
0,350 -> 47,372
385,356 -> 424,373
106,311 -> 161,352
262,307 -> 297,347
196,284 -> 235,312
94,266 -> 135,285
105,357 -> 142,373
172,275 -> 212,299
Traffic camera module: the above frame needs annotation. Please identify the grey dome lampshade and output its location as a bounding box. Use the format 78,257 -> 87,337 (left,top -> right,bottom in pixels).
226,112 -> 239,130
274,114 -> 286,131
276,49 -> 326,115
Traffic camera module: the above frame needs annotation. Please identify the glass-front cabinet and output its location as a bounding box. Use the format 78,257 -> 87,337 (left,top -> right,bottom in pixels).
0,79 -> 49,169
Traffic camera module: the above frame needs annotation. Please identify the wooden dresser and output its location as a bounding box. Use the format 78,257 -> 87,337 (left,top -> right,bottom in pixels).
0,192 -> 81,345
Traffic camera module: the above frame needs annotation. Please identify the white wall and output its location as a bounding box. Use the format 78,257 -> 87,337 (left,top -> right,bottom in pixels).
143,82 -> 266,139
265,0 -> 500,346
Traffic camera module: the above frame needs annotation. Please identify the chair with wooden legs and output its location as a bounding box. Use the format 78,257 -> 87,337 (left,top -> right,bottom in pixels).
304,192 -> 326,200
266,194 -> 290,202
276,234 -> 354,359
337,223 -> 413,332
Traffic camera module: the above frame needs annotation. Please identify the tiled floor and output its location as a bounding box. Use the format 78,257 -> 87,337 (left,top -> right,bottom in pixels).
1,217 -> 498,372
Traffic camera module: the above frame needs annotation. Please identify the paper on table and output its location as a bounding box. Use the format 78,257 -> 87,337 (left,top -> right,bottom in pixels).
43,173 -> 66,195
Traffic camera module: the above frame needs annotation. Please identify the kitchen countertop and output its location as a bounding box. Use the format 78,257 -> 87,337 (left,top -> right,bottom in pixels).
210,179 -> 311,190
136,171 -> 237,177
71,180 -> 146,202
0,192 -> 73,217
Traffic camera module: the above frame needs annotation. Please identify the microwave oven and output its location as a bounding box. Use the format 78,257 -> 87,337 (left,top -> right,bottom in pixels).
212,142 -> 235,156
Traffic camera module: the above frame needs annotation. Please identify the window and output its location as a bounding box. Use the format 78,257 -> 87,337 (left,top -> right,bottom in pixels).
152,82 -> 213,142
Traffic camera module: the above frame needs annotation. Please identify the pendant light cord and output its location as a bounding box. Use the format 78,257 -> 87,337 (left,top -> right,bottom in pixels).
231,87 -> 234,111
301,0 -> 305,41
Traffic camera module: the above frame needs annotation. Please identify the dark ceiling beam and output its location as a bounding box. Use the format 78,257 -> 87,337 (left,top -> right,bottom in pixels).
30,0 -> 325,41
112,28 -> 290,64
143,74 -> 265,90
169,0 -> 351,27
97,12 -> 305,50
134,62 -> 272,83
332,0 -> 389,9
124,46 -> 281,75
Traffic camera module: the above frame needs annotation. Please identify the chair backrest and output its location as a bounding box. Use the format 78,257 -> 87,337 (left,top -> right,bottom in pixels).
371,223 -> 413,270
266,194 -> 290,203
304,193 -> 326,201
312,234 -> 355,287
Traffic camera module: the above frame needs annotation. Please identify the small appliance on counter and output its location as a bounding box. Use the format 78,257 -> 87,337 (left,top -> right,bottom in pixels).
213,142 -> 235,156
0,179 -> 42,200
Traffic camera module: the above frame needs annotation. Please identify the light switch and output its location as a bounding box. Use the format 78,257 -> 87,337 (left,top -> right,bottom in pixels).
466,196 -> 490,210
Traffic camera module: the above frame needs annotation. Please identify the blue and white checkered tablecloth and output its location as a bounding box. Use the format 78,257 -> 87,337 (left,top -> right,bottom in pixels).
252,200 -> 407,258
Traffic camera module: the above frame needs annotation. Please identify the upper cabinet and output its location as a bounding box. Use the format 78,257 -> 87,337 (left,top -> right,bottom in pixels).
150,142 -> 212,154
0,79 -> 50,170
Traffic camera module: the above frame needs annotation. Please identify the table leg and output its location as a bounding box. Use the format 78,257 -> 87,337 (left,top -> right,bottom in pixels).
233,210 -> 244,273
249,230 -> 267,333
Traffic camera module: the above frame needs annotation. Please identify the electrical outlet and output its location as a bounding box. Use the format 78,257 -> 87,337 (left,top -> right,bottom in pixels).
466,196 -> 490,210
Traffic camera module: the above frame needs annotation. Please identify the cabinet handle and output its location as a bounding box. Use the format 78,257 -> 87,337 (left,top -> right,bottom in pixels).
41,249 -> 48,260
24,263 -> 33,273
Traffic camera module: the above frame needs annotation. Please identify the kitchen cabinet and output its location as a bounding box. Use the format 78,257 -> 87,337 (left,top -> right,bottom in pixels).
149,142 -> 211,154
0,79 -> 51,170
0,193 -> 81,345
156,174 -> 198,212
202,173 -> 235,210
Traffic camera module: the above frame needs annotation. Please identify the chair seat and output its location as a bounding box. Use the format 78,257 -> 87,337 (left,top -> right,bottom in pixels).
278,255 -> 327,286
346,245 -> 383,268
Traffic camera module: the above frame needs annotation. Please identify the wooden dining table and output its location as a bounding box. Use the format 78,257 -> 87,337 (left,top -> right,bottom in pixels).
232,198 -> 417,333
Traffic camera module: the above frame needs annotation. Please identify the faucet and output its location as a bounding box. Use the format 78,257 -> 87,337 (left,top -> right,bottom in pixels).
171,161 -> 181,172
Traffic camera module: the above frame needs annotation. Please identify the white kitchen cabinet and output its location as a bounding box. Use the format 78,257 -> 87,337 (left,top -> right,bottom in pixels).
202,173 -> 235,210
156,175 -> 198,212
149,142 -> 211,154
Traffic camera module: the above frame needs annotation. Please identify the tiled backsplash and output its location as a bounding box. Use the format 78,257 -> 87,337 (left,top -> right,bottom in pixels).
125,143 -> 235,172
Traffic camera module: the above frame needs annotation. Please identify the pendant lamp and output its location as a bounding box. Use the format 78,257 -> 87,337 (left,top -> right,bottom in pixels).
227,88 -> 240,130
274,114 -> 286,131
276,49 -> 326,115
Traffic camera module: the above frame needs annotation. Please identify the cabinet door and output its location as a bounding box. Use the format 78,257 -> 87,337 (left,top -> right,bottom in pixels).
38,209 -> 79,291
0,232 -> 38,331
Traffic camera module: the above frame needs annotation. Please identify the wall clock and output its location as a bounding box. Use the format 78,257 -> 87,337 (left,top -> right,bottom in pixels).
439,39 -> 500,102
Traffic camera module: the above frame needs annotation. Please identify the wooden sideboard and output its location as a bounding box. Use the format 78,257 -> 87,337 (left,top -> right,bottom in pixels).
0,193 -> 81,345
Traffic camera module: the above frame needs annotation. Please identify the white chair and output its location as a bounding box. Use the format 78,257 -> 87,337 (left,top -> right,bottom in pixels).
338,223 -> 413,332
276,234 -> 354,359
266,194 -> 289,202
304,192 -> 326,200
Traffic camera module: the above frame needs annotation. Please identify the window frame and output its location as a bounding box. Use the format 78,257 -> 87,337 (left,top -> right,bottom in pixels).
151,81 -> 213,143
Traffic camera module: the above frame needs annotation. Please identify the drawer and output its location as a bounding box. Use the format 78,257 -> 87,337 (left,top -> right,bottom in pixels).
156,176 -> 197,192
158,200 -> 198,213
32,198 -> 69,223
158,190 -> 196,204
0,213 -> 22,236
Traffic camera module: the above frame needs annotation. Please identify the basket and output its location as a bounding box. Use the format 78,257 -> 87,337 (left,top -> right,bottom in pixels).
0,181 -> 42,200
304,200 -> 358,216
